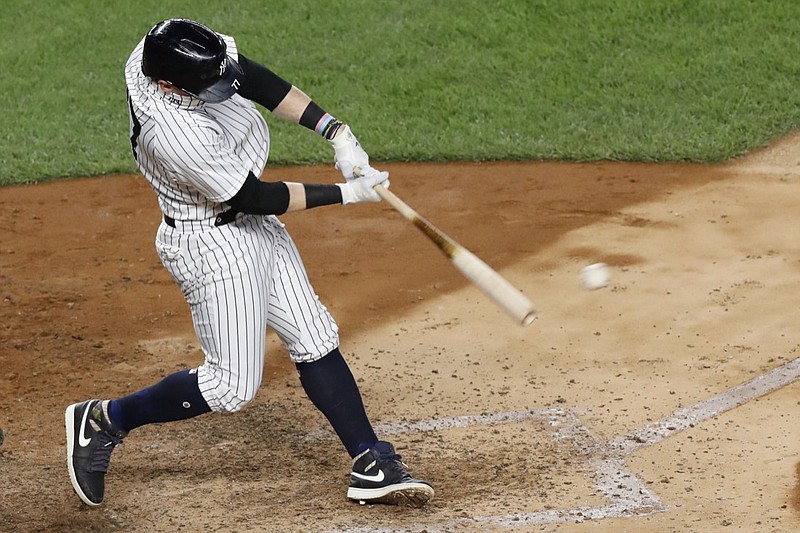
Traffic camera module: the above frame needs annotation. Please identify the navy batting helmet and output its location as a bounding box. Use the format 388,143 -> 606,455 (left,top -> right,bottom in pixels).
142,19 -> 243,103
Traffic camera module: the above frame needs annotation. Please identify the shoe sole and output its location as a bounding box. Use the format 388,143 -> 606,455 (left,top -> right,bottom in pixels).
65,402 -> 101,507
348,482 -> 434,508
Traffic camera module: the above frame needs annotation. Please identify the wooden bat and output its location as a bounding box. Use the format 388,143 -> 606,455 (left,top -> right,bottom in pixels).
373,184 -> 537,326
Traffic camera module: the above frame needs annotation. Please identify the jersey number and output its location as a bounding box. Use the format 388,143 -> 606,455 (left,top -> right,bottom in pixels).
127,90 -> 142,160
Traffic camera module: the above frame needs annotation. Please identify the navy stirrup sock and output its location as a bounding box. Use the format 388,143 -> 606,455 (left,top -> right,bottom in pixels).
296,348 -> 378,458
108,369 -> 211,433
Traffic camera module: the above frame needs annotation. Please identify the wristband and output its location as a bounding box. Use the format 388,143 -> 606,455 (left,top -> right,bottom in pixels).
300,103 -> 343,139
304,183 -> 344,208
317,114 -> 343,140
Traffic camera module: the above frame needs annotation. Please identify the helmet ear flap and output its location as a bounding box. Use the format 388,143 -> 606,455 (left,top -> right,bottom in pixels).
141,19 -> 242,103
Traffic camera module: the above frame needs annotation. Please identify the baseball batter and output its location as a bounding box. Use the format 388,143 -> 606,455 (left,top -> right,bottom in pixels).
65,18 -> 433,508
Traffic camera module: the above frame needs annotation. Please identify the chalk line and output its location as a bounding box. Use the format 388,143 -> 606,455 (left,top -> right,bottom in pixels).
323,357 -> 800,531
608,357 -> 800,455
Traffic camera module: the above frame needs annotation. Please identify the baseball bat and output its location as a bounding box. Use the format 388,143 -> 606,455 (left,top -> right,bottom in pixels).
373,184 -> 537,326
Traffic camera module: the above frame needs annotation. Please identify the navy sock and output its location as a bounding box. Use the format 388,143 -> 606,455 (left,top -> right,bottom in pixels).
108,369 -> 211,433
296,348 -> 378,458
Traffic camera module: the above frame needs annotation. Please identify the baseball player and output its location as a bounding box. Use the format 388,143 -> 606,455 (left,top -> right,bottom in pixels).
65,18 -> 433,508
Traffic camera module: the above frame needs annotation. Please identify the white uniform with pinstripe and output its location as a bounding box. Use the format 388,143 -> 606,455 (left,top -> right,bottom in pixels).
125,36 -> 339,413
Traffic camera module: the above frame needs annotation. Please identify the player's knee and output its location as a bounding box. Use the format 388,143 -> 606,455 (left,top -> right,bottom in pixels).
217,392 -> 255,413
198,366 -> 261,412
208,387 -> 258,413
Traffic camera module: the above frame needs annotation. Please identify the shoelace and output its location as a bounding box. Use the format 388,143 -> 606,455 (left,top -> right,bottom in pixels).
382,449 -> 409,465
90,431 -> 123,473
378,454 -> 414,480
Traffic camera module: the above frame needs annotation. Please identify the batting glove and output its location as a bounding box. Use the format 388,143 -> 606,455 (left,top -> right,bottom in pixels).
329,125 -> 369,181
336,165 -> 390,204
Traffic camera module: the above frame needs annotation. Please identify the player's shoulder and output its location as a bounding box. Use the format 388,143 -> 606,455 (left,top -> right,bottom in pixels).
219,33 -> 239,61
124,37 -> 146,78
124,37 -> 152,98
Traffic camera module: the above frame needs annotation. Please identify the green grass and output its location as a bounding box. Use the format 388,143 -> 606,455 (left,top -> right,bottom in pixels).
1,0 -> 799,185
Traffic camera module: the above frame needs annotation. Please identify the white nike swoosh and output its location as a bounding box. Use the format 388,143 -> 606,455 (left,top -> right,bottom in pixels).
77,404 -> 92,447
352,469 -> 385,483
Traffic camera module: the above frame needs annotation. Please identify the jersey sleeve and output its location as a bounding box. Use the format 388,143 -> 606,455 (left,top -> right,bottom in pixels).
154,118 -> 248,203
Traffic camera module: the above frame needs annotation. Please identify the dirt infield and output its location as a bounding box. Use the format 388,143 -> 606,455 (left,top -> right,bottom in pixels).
1,136 -> 800,532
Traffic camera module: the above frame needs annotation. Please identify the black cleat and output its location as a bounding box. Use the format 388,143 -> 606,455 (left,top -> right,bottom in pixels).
65,400 -> 126,506
347,441 -> 434,507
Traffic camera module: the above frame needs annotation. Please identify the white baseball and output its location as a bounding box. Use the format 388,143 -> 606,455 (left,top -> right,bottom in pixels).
580,263 -> 610,290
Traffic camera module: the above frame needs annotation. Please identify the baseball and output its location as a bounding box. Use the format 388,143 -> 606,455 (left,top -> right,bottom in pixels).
580,263 -> 610,290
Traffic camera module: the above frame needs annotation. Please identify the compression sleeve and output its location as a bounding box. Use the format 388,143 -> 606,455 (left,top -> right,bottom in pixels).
227,172 -> 291,215
236,54 -> 292,111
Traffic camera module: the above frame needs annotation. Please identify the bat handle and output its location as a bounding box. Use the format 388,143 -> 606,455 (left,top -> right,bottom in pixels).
373,184 -> 416,219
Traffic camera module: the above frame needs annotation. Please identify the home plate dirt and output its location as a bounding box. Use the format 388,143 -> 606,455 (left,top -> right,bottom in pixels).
1,134 -> 800,532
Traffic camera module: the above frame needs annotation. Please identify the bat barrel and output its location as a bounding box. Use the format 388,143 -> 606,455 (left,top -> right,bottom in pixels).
451,248 -> 537,326
374,183 -> 537,326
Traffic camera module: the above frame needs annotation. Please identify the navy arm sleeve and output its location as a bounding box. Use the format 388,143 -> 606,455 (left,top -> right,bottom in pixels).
227,172 -> 291,215
236,54 -> 292,111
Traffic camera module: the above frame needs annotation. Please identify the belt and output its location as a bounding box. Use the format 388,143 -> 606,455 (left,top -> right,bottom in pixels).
164,209 -> 240,228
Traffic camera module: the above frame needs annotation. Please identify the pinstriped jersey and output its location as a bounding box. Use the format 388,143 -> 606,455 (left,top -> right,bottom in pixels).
125,35 -> 269,222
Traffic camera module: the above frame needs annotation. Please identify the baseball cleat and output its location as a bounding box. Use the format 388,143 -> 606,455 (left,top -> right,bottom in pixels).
65,400 -> 126,506
347,441 -> 434,507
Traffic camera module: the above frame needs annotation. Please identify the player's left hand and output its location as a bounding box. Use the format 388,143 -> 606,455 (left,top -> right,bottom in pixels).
337,165 -> 390,204
329,125 -> 369,181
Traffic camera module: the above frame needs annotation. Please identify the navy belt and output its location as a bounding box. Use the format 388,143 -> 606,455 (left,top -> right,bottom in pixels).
164,210 -> 239,228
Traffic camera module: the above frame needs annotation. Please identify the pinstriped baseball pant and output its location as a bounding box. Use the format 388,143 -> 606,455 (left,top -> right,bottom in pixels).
155,214 -> 339,412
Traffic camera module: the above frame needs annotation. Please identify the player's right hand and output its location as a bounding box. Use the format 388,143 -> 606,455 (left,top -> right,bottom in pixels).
336,165 -> 390,204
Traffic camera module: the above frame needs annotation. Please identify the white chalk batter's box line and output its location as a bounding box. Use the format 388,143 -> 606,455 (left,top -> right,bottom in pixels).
321,357 -> 800,532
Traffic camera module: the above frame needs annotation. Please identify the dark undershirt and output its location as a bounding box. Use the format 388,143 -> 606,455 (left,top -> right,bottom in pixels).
235,54 -> 292,111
